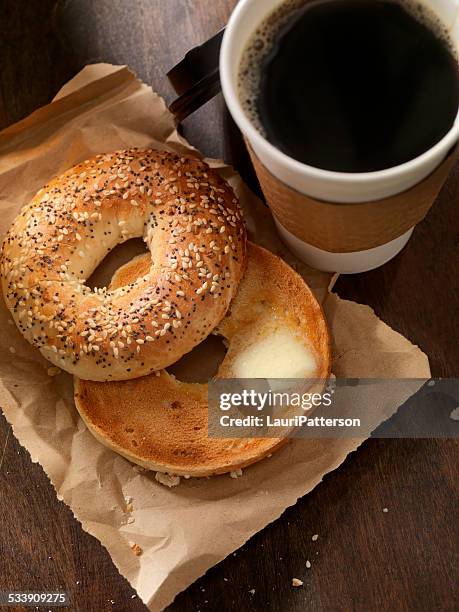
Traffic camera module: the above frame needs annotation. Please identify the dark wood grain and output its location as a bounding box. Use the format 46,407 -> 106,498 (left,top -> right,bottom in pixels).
0,1 -> 458,611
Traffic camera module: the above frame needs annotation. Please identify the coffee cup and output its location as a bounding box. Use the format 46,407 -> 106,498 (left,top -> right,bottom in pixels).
169,0 -> 459,273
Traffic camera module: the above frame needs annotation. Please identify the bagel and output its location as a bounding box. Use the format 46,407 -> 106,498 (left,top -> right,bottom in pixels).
1,149 -> 246,381
74,242 -> 330,477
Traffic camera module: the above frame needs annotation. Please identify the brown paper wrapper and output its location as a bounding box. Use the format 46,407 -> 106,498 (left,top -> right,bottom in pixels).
247,141 -> 458,252
0,64 -> 430,610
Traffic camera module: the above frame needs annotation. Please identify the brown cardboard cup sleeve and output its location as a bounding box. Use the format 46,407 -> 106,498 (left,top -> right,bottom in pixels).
247,142 -> 459,253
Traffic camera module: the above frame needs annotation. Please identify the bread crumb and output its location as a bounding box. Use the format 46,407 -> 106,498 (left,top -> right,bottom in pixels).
230,469 -> 243,479
292,578 -> 303,587
311,534 -> 319,541
47,366 -> 61,376
382,507 -> 389,513
155,472 -> 180,487
449,407 -> 459,421
130,542 -> 143,556
9,346 -> 16,354
306,560 -> 311,568
249,589 -> 255,595
124,495 -> 133,512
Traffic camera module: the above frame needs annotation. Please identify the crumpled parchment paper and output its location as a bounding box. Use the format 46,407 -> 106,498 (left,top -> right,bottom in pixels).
0,64 -> 430,610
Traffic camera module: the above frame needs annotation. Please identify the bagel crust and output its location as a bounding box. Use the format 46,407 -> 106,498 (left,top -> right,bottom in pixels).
1,149 -> 246,380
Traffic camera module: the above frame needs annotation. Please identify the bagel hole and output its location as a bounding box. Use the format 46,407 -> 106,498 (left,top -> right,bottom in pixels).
166,334 -> 227,383
86,238 -> 148,290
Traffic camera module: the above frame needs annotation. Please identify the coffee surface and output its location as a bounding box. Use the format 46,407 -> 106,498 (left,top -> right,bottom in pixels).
239,0 -> 459,173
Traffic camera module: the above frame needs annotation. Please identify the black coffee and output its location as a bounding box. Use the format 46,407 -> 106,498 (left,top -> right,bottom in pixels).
239,0 -> 459,173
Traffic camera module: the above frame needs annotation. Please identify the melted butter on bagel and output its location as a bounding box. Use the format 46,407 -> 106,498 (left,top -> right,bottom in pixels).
231,327 -> 316,379
74,242 -> 330,477
1,149 -> 246,380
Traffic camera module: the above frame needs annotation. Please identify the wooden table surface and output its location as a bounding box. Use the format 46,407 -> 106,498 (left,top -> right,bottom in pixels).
0,1 -> 458,611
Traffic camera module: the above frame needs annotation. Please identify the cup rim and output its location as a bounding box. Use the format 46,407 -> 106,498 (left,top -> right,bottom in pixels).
220,0 -> 459,184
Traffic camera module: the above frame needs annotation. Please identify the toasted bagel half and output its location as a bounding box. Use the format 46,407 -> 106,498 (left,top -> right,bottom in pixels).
74,242 -> 330,476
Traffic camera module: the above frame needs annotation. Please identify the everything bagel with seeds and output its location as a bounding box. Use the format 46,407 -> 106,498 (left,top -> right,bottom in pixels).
1,149 -> 246,381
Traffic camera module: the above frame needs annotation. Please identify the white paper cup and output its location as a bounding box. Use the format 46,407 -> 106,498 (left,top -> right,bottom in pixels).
220,0 -> 459,273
